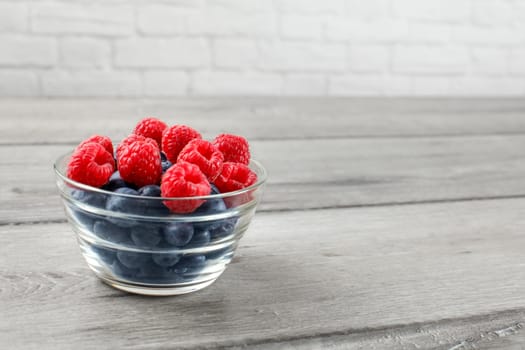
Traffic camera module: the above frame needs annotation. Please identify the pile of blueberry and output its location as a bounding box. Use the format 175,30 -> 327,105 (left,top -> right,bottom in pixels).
70,181 -> 238,284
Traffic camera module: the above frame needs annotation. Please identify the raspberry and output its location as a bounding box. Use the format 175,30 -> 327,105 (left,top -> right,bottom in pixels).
214,162 -> 257,193
161,162 -> 211,214
117,139 -> 162,188
161,125 -> 201,163
67,142 -> 115,188
177,139 -> 224,182
116,134 -> 158,158
133,117 -> 167,148
77,135 -> 114,156
212,134 -> 250,165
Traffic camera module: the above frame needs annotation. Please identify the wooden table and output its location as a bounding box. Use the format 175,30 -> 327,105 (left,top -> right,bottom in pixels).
1,98 -> 525,349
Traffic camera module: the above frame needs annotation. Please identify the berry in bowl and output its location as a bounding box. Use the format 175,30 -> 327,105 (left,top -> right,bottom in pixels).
54,118 -> 267,296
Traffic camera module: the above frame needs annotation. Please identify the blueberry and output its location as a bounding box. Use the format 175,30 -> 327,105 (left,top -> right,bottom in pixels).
138,185 -> 171,216
138,263 -> 183,284
111,260 -> 140,279
144,203 -> 170,216
131,224 -> 162,248
161,160 -> 173,173
209,217 -> 238,240
103,171 -> 129,191
206,247 -> 234,261
189,228 -> 211,246
163,222 -> 194,247
116,250 -> 151,269
91,245 -> 116,265
174,255 -> 206,274
145,204 -> 170,216
71,189 -> 106,207
160,152 -> 168,162
106,187 -> 140,212
93,220 -> 129,243
152,252 -> 181,267
105,187 -> 141,227
138,185 -> 161,197
68,205 -> 96,230
193,194 -> 227,215
137,263 -> 168,283
70,190 -> 106,229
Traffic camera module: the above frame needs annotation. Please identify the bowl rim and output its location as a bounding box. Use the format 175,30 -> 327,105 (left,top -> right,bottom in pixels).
54,150 -> 267,201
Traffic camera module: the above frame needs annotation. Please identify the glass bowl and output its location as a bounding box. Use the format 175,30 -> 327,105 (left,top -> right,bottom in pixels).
54,152 -> 267,296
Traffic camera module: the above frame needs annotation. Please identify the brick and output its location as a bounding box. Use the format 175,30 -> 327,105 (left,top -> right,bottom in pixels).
280,15 -> 323,40
283,74 -> 326,95
144,71 -> 189,96
517,1 -> 525,21
41,71 -> 141,97
0,70 -> 38,96
411,77 -> 451,95
325,19 -> 409,43
329,74 -> 411,95
61,38 -> 110,69
137,5 -> 189,35
449,77 -> 525,96
452,25 -> 523,45
345,0 -> 389,19
393,46 -> 469,74
0,35 -> 56,67
473,0 -> 513,25
32,4 -> 133,36
348,45 -> 389,73
0,3 -> 27,32
509,49 -> 525,75
115,38 -> 210,68
192,71 -> 282,95
393,0 -> 470,22
187,7 -> 277,37
471,47 -> 508,75
209,0 -> 274,13
277,0 -> 344,14
258,41 -> 346,72
405,22 -> 451,44
213,39 -> 259,69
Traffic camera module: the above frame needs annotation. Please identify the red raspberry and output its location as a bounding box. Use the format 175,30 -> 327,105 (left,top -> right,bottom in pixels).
212,134 -> 250,165
161,125 -> 201,163
161,162 -> 211,213
77,135 -> 114,156
177,139 -> 224,182
133,117 -> 167,148
116,134 -> 158,158
117,139 -> 162,188
67,142 -> 115,188
214,162 -> 257,193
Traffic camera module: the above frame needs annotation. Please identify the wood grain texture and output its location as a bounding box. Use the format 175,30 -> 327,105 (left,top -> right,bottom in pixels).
1,98 -> 525,144
232,313 -> 525,350
2,198 -> 525,349
2,135 -> 525,224
3,98 -> 525,349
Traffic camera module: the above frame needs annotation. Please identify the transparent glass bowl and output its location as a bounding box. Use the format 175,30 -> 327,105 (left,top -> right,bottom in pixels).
54,152 -> 267,296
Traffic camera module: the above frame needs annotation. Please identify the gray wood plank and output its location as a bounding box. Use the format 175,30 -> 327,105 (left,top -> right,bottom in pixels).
476,324 -> 525,350
232,312 -> 525,349
2,135 -> 525,224
2,198 -> 525,349
1,98 -> 525,144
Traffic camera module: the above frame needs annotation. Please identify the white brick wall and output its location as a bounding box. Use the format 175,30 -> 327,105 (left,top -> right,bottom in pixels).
0,0 -> 524,96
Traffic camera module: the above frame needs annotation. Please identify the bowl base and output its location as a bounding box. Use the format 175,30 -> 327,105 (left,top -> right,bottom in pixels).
98,275 -> 219,296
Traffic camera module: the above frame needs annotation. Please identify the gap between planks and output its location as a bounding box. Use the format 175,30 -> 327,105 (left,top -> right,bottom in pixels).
4,131 -> 525,147
185,307 -> 525,350
3,193 -> 525,227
